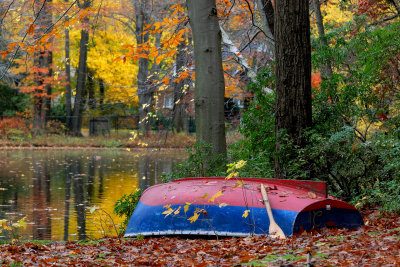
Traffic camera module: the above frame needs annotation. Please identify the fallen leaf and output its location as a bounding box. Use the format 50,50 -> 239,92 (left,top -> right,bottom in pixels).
308,192 -> 317,199
232,180 -> 245,188
197,193 -> 209,199
242,210 -> 250,218
208,190 -> 223,202
184,202 -> 191,213
187,212 -> 200,223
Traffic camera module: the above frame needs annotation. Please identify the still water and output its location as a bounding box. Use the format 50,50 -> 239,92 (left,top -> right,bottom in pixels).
0,149 -> 185,241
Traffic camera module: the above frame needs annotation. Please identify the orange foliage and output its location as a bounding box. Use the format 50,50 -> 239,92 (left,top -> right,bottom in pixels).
0,117 -> 30,138
311,72 -> 322,89
173,70 -> 190,83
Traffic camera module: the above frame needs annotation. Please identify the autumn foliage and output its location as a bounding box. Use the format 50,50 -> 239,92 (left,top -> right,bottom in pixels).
0,117 -> 30,139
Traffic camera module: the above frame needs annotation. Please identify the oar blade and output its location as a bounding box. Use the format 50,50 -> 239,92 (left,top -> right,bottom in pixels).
269,222 -> 286,239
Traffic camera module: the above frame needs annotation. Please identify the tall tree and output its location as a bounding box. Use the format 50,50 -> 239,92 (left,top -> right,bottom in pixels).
256,0 -> 275,54
64,0 -> 72,131
274,0 -> 312,178
71,0 -> 91,136
32,0 -> 53,135
312,0 -> 333,79
172,27 -> 189,133
135,0 -> 152,133
187,0 -> 227,159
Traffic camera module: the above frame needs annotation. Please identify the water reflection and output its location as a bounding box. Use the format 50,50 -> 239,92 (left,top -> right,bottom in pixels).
0,149 -> 184,241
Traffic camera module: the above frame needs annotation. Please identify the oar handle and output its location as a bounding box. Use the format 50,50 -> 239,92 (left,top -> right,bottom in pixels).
260,184 -> 276,224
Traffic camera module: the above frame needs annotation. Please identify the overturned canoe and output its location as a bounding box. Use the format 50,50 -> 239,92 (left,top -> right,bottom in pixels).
124,177 -> 363,237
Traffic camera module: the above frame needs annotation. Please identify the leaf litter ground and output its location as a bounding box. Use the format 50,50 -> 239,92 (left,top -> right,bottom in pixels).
1,210 -> 399,266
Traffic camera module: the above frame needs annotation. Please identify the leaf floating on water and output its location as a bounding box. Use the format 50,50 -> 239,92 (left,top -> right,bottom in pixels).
89,206 -> 99,213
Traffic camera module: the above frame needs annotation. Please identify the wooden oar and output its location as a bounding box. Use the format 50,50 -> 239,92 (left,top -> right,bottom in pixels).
260,184 -> 286,239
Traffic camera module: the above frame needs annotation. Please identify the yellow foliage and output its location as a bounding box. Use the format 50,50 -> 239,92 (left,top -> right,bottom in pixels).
311,0 -> 352,37
322,0 -> 352,26
226,172 -> 239,180
69,29 -> 139,106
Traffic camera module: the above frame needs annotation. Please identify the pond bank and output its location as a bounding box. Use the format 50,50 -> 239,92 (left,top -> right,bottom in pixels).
0,132 -> 196,149
0,131 -> 242,149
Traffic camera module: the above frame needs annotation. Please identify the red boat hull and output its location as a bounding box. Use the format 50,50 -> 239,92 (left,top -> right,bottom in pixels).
125,178 -> 363,237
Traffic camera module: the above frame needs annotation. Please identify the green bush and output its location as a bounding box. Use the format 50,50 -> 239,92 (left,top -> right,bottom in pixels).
352,180 -> 400,214
113,189 -> 143,235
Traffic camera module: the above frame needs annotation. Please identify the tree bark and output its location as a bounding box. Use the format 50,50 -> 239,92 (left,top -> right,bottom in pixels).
99,78 -> 105,108
87,68 -> 96,110
187,0 -> 227,159
274,0 -> 312,178
173,28 -> 189,133
33,0 -> 53,135
65,0 -> 72,131
135,0 -> 152,133
312,0 -> 333,79
256,0 -> 275,54
72,0 -> 91,136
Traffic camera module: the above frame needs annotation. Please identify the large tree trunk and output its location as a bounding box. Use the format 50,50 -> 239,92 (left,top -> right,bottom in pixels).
65,0 -> 72,131
135,0 -> 152,133
274,0 -> 312,178
72,0 -> 91,136
33,0 -> 53,135
187,0 -> 227,159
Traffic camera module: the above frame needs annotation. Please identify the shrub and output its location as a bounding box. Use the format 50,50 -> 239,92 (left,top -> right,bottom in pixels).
352,180 -> 400,214
46,120 -> 66,135
0,117 -> 31,140
114,189 -> 143,234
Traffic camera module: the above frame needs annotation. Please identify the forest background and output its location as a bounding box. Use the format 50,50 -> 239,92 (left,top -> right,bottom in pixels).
0,0 -> 400,216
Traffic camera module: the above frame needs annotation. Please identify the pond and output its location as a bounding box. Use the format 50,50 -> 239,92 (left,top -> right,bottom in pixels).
0,149 -> 186,241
